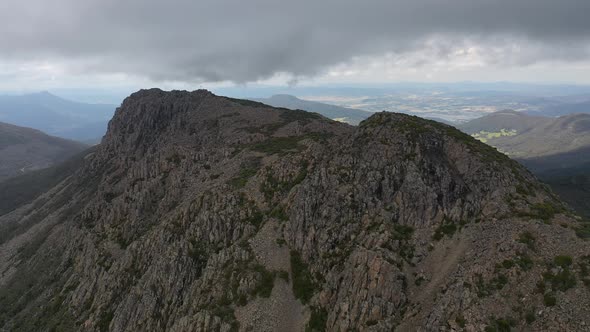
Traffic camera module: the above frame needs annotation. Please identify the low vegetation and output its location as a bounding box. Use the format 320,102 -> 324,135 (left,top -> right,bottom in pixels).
290,250 -> 317,304
517,231 -> 536,250
306,307 -> 328,332
432,219 -> 464,241
476,273 -> 508,298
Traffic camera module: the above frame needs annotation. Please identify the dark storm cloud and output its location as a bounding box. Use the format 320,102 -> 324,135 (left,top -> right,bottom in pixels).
0,0 -> 589,82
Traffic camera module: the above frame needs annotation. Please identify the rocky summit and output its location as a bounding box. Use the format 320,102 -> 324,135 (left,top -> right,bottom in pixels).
1,89 -> 589,332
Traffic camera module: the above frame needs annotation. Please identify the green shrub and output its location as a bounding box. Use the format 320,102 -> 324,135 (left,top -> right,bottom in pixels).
517,231 -> 536,250
290,251 -> 317,304
554,255 -> 573,268
543,293 -> 557,306
306,307 -> 328,332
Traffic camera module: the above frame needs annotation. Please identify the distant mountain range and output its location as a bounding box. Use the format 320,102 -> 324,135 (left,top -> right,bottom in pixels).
0,91 -> 115,141
0,121 -> 87,182
253,94 -> 372,125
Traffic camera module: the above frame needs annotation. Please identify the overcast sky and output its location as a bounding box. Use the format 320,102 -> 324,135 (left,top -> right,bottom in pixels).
1,0 -> 590,91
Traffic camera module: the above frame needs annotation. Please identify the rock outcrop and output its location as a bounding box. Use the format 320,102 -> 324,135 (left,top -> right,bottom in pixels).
1,89 -> 589,332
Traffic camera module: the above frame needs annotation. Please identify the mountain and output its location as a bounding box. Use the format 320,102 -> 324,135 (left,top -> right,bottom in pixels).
1,89 -> 589,331
0,91 -> 116,141
0,122 -> 87,182
253,94 -> 372,124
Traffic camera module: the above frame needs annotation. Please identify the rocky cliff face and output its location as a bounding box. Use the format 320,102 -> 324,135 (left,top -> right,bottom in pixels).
1,89 -> 589,332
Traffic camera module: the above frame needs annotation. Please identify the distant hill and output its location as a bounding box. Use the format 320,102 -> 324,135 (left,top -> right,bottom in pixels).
0,91 -> 115,141
0,122 -> 87,182
253,94 -> 372,124
490,113 -> 590,162
459,110 -> 550,134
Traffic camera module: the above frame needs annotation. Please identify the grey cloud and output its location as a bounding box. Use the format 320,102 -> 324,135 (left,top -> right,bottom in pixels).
0,0 -> 589,82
